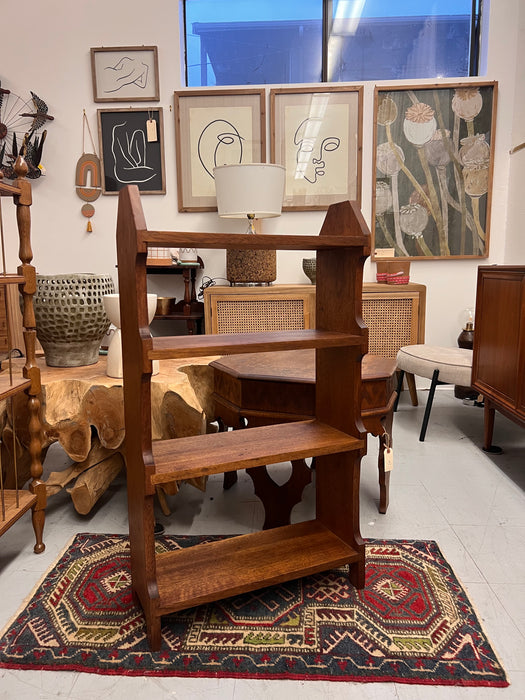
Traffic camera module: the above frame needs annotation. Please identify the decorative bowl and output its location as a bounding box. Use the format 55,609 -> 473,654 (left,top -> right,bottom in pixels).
302,258 -> 316,285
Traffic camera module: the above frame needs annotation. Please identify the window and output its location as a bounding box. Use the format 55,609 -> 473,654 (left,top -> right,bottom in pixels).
184,1 -> 481,87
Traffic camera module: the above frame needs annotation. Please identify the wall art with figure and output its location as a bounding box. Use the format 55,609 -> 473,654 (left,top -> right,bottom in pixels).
271,86 -> 363,211
372,82 -> 497,260
97,108 -> 165,195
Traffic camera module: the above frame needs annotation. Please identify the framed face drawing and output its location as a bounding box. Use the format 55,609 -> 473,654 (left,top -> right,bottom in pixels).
270,86 -> 363,211
90,46 -> 160,103
372,81 -> 497,260
97,108 -> 166,195
174,89 -> 266,212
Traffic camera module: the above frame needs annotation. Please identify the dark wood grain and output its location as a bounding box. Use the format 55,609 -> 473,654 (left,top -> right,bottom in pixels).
472,266 -> 525,451
117,186 -> 370,650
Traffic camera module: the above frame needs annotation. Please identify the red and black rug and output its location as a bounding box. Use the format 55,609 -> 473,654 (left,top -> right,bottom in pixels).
0,533 -> 508,686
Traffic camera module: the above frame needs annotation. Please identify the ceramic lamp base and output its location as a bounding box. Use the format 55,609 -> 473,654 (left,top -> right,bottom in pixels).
226,249 -> 276,285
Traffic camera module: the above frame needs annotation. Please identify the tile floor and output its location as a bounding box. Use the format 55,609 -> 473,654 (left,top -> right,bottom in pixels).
1,386 -> 524,699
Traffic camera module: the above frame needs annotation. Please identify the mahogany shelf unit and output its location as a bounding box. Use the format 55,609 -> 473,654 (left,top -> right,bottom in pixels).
0,157 -> 45,552
116,185 -> 370,651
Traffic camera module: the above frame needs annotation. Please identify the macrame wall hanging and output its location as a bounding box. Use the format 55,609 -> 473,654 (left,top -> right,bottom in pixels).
75,110 -> 101,232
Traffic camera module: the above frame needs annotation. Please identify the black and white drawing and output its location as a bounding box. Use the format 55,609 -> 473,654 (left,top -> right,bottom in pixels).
97,108 -> 165,195
91,47 -> 160,103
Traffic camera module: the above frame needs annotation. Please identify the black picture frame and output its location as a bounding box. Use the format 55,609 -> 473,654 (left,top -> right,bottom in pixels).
97,108 -> 166,195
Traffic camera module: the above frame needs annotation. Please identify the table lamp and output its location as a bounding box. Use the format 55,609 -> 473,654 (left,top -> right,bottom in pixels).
214,163 -> 285,285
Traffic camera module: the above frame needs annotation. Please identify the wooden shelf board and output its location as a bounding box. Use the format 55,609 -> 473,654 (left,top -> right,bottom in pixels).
151,419 -> 363,484
156,520 -> 359,614
143,231 -> 369,251
0,273 -> 26,286
0,183 -> 22,197
149,329 -> 362,360
0,375 -> 31,401
0,490 -> 37,537
153,311 -> 203,321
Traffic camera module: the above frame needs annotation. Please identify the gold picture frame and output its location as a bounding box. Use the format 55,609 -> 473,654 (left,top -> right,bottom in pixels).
174,88 -> 266,212
372,81 -> 497,260
270,86 -> 363,211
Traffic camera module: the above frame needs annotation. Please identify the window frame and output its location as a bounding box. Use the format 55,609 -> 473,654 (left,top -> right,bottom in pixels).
182,0 -> 482,87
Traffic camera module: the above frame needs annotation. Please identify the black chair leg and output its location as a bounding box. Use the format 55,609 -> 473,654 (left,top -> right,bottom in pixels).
394,370 -> 405,412
419,369 -> 439,441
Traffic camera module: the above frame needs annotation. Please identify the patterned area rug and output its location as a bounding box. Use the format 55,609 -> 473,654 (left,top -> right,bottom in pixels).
0,533 -> 508,686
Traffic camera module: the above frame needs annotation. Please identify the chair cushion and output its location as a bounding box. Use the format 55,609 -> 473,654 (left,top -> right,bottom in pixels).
396,345 -> 473,385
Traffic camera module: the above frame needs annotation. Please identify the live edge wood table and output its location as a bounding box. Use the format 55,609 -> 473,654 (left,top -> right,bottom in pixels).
211,350 -> 397,526
0,355 -> 215,514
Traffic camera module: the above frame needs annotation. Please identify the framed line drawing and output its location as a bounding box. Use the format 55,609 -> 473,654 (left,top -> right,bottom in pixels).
91,46 -> 160,103
270,86 -> 363,211
372,81 -> 497,260
97,108 -> 166,195
174,88 -> 265,212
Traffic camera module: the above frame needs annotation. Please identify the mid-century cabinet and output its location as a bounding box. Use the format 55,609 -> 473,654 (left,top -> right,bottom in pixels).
472,265 -> 525,450
204,282 -> 426,357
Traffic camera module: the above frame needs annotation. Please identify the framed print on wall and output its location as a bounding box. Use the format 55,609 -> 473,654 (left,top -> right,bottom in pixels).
372,81 -> 497,260
174,88 -> 266,212
270,86 -> 363,211
97,108 -> 166,195
90,46 -> 160,103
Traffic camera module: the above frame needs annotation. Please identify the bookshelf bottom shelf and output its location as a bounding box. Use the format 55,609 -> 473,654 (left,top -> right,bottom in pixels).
154,520 -> 360,615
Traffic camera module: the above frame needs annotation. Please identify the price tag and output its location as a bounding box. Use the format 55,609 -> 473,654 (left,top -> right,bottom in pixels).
384,447 -> 394,472
146,119 -> 158,142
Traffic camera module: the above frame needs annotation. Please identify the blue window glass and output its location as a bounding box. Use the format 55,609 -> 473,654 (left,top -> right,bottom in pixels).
184,1 -> 480,87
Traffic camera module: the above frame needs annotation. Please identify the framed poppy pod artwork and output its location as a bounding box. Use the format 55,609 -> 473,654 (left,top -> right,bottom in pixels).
372,81 -> 497,260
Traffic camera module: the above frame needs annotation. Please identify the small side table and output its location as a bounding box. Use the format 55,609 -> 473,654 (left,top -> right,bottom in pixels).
147,258 -> 205,334
211,350 -> 397,527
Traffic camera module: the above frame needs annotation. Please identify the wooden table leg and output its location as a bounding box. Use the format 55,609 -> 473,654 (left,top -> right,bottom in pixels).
247,459 -> 312,530
482,399 -> 503,454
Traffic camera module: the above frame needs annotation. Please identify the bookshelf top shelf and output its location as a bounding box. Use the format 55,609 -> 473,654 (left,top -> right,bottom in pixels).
148,329 -> 364,360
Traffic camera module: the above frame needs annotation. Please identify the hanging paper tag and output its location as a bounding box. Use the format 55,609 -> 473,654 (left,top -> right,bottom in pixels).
384,447 -> 394,472
146,119 -> 158,142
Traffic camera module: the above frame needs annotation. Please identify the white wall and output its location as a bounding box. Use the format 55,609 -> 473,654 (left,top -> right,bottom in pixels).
2,0 -> 523,345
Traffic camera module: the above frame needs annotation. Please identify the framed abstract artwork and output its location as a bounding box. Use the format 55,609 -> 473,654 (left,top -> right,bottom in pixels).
174,88 -> 266,212
372,81 -> 497,260
97,108 -> 166,195
90,46 -> 160,103
270,86 -> 363,211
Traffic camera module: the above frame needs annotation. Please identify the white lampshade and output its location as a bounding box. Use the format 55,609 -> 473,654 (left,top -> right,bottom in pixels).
214,163 -> 285,219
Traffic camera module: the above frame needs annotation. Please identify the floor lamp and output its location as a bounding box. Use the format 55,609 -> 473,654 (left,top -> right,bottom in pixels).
214,163 -> 285,285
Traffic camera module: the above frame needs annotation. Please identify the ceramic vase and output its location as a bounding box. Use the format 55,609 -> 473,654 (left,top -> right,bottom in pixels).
103,293 -> 159,378
34,273 -> 115,367
302,258 -> 316,284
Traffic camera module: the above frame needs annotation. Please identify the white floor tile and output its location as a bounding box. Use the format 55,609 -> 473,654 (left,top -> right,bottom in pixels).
0,388 -> 523,698
452,525 -> 525,584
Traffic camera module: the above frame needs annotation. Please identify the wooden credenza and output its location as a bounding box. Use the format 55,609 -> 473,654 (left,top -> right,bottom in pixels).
472,266 -> 525,451
203,282 -> 426,358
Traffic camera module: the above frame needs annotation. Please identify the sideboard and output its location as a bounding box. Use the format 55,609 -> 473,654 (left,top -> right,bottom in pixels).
203,282 -> 426,358
472,266 -> 525,451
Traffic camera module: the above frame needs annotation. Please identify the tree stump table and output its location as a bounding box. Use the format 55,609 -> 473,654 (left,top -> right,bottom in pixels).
0,355 -> 217,514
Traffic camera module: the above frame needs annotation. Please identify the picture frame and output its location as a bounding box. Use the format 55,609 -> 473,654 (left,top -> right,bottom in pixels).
372,81 -> 497,260
174,88 -> 266,212
97,108 -> 166,195
270,86 -> 363,211
90,46 -> 160,103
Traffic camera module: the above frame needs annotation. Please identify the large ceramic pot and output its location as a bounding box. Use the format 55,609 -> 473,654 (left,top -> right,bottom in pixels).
34,273 -> 115,367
